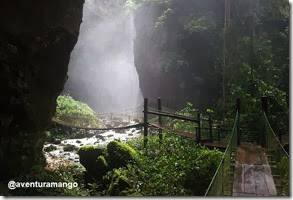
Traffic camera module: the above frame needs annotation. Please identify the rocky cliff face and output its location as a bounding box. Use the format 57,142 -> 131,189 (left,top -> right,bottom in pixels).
0,0 -> 84,181
133,1 -> 223,110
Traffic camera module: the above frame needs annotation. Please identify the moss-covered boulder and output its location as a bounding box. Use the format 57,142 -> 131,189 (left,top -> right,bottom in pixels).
78,145 -> 105,173
107,140 -> 138,169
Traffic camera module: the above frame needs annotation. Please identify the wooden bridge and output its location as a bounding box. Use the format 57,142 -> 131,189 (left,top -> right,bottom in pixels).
141,97 -> 289,196
204,97 -> 289,196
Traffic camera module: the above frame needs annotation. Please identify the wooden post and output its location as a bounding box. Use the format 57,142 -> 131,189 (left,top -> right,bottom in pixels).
158,97 -> 162,144
209,113 -> 213,141
261,96 -> 268,116
197,113 -> 201,143
144,98 -> 148,148
261,96 -> 268,148
236,98 -> 240,146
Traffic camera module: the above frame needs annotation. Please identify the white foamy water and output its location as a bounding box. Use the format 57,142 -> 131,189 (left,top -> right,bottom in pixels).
43,127 -> 141,164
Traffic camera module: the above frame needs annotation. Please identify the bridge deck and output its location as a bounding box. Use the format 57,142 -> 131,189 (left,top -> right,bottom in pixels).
233,144 -> 277,196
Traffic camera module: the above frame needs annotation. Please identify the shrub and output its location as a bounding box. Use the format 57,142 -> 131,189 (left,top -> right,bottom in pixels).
122,131 -> 222,196
106,169 -> 131,196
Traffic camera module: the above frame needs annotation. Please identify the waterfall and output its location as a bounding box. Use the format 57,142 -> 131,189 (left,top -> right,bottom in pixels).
65,0 -> 143,113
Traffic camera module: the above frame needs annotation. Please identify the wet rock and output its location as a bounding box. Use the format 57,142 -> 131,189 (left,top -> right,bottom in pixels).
107,134 -> 114,138
131,129 -> 136,133
128,133 -> 133,136
63,144 -> 77,152
96,135 -> 105,141
44,145 -> 57,152
76,140 -> 81,144
133,119 -> 139,123
116,129 -> 124,134
52,139 -> 61,144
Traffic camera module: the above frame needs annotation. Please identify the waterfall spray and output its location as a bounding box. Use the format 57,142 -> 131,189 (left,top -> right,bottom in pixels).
65,0 -> 143,113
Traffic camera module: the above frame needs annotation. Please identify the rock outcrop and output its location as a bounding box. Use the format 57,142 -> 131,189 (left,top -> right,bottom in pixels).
0,0 -> 84,181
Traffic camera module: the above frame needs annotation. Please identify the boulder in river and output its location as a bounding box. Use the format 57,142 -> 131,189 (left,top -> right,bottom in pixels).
49,138 -> 61,144
52,139 -> 61,145
132,119 -> 139,123
96,134 -> 106,141
63,144 -> 77,152
116,129 -> 125,134
44,145 -> 57,152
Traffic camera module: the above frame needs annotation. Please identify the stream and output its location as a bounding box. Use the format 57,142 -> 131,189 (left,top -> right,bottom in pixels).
43,119 -> 143,167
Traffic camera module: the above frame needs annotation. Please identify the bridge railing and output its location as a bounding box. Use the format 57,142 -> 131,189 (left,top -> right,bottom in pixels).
204,111 -> 239,196
262,112 -> 289,196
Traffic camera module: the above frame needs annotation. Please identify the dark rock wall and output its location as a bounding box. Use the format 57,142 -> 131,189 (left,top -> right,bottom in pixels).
133,1 -> 223,111
0,0 -> 84,181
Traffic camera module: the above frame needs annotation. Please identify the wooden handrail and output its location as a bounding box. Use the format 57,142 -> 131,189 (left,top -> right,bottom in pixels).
144,110 -> 198,122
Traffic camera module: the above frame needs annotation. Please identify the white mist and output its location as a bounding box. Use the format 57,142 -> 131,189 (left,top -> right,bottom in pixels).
65,0 -> 143,113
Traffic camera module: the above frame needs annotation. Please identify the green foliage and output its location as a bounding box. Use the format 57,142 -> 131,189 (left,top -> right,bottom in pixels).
226,24 -> 288,130
173,102 -> 197,133
184,13 -> 216,34
206,108 -> 214,114
95,156 -> 110,181
12,164 -> 89,196
54,94 -> 104,128
123,132 -> 222,195
106,169 -> 131,196
279,156 -> 289,179
279,156 -> 289,194
56,94 -> 96,117
155,8 -> 174,27
124,0 -> 171,12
